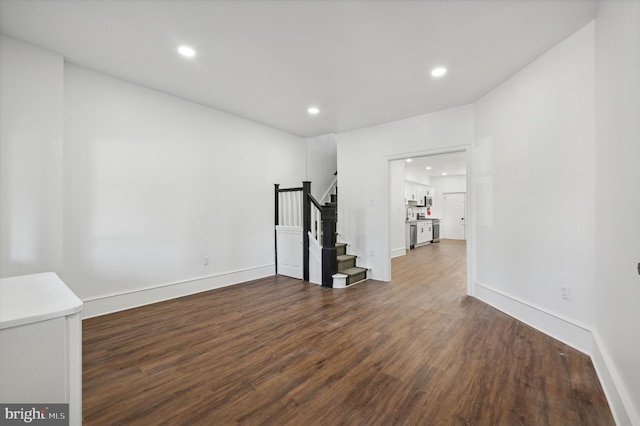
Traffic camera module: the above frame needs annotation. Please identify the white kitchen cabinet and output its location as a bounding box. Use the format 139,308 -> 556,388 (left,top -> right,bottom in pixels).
405,182 -> 417,203
416,185 -> 426,206
425,186 -> 433,197
417,221 -> 433,244
406,181 -> 433,205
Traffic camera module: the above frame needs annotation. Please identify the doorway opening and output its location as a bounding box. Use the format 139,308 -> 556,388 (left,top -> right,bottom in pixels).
387,149 -> 470,294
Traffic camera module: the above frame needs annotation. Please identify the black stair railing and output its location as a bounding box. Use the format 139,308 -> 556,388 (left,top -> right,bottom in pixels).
275,181 -> 337,287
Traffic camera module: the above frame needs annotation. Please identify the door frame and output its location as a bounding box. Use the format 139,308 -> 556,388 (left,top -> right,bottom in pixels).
384,145 -> 475,297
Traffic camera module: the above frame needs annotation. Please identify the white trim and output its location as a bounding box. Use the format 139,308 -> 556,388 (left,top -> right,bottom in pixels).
67,312 -> 82,426
473,281 -> 593,354
81,264 -> 274,319
336,231 -> 363,261
275,225 -> 302,231
465,144 -> 475,298
320,175 -> 338,205
308,231 -> 322,285
391,248 -> 406,258
332,273 -> 347,289
332,271 -> 369,289
591,331 -> 637,426
473,281 -> 636,423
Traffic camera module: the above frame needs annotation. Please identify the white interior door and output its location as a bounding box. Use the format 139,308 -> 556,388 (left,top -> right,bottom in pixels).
443,193 -> 466,240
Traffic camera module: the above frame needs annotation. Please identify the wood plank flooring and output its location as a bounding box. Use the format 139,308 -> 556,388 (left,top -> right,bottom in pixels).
83,240 -> 614,425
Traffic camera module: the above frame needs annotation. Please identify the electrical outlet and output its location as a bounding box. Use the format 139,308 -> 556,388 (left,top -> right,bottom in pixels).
561,285 -> 570,300
203,256 -> 210,265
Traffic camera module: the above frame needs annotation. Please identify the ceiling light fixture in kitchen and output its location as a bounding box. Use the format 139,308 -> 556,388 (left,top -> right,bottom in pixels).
431,67 -> 447,77
426,166 -> 432,170
406,159 -> 412,162
308,106 -> 320,115
442,172 -> 447,176
178,45 -> 196,57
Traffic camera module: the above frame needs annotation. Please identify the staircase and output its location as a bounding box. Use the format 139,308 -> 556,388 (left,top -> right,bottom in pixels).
275,180 -> 368,288
325,189 -> 368,288
334,243 -> 368,287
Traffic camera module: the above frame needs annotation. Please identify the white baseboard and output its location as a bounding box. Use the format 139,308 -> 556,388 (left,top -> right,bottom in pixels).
391,248 -> 406,258
81,264 -> 275,319
472,281 -> 593,355
473,281 -> 639,424
591,331 -> 637,426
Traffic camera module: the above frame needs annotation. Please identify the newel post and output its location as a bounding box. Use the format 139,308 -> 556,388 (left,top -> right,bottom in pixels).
302,181 -> 311,282
321,203 -> 337,287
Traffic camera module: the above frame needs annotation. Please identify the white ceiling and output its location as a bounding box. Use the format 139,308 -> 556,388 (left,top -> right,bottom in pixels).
405,151 -> 467,178
0,0 -> 597,138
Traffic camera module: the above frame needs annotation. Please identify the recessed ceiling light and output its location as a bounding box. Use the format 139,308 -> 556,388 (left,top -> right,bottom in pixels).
431,67 -> 447,77
442,172 -> 447,176
178,46 -> 196,57
406,159 -> 412,162
308,106 -> 320,115
426,166 -> 432,170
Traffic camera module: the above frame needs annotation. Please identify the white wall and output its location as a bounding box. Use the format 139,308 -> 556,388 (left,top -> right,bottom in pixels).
305,134 -> 337,201
0,36 -> 64,278
404,172 -> 432,186
0,37 -> 307,316
430,174 -> 466,219
63,65 -> 306,315
473,22 -> 595,350
337,105 -> 474,280
593,1 -> 640,424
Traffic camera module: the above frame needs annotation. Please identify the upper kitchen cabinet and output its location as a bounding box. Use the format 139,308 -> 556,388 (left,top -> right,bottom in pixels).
424,186 -> 433,197
417,185 -> 428,206
405,182 -> 417,204
405,181 -> 433,206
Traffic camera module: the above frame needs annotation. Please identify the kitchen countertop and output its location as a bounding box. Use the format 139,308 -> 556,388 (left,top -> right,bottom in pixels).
406,218 -> 439,223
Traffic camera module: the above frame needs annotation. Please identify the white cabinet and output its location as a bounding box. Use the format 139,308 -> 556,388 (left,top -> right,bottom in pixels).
405,182 -> 416,203
425,186 -> 433,197
0,273 -> 83,425
416,186 -> 426,206
405,181 -> 433,205
417,221 -> 433,244
416,222 -> 425,244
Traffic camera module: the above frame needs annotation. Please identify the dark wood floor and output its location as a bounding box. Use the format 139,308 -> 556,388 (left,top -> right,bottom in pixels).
83,240 -> 614,425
